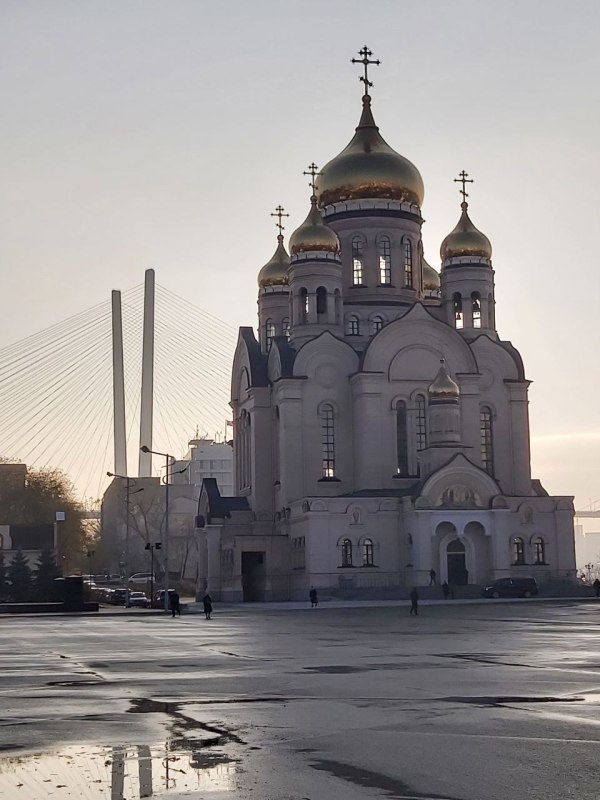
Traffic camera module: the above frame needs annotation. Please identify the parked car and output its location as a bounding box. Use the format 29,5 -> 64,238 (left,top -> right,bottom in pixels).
483,577 -> 538,599
128,573 -> 154,585
127,591 -> 150,608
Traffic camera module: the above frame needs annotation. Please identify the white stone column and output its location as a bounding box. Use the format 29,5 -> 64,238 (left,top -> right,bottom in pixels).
351,373 -> 384,489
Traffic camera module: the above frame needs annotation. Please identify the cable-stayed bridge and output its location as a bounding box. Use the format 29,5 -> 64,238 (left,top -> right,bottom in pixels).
0,280 -> 238,501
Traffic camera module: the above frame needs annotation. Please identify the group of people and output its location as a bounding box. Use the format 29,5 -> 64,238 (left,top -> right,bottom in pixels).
168,591 -> 213,619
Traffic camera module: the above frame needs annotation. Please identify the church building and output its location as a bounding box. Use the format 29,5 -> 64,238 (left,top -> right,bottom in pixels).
196,49 -> 576,601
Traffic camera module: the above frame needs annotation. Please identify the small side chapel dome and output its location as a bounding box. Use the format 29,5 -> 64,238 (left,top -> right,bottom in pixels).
440,201 -> 492,261
289,197 -> 340,255
257,235 -> 290,288
422,257 -> 441,291
428,360 -> 460,399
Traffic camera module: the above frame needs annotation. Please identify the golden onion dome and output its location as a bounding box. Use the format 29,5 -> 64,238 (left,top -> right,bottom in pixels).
316,95 -> 424,208
289,197 -> 340,255
428,360 -> 459,399
422,257 -> 441,291
257,235 -> 290,288
440,202 -> 492,261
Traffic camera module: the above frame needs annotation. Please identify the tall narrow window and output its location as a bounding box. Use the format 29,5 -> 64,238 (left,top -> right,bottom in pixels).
403,238 -> 413,287
512,536 -> 525,565
415,395 -> 427,453
352,237 -> 364,285
282,317 -> 290,339
316,286 -> 327,316
378,236 -> 391,284
453,293 -> 464,329
265,319 -> 275,349
346,315 -> 360,336
396,400 -> 408,476
480,406 -> 494,475
362,538 -> 374,567
534,537 -> 546,565
341,538 -> 353,567
472,292 -> 482,329
372,316 -> 384,334
299,288 -> 308,323
321,404 -> 335,478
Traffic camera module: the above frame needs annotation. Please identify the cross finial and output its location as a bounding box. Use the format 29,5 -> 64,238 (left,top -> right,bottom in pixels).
270,205 -> 289,236
303,162 -> 321,196
454,170 -> 474,204
351,45 -> 381,96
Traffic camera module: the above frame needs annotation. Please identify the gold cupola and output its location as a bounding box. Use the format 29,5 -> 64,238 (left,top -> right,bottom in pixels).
289,196 -> 340,255
440,201 -> 492,262
422,256 -> 441,291
428,360 -> 460,400
257,234 -> 290,288
316,94 -> 424,208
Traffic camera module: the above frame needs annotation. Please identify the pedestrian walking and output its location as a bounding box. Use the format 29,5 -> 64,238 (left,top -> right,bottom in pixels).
429,569 -> 437,586
309,587 -> 318,607
593,579 -> 600,598
442,581 -> 450,600
169,590 -> 181,618
409,587 -> 419,616
203,593 -> 213,620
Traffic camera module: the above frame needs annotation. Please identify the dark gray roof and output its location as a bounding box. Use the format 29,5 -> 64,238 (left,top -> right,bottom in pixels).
200,478 -> 250,523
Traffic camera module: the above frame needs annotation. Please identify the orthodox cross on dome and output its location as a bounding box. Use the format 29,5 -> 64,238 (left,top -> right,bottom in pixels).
351,45 -> 380,96
454,170 -> 474,204
270,205 -> 289,236
303,162 -> 321,195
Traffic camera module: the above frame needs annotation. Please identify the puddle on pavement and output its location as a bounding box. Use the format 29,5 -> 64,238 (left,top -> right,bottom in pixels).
0,742 -> 239,798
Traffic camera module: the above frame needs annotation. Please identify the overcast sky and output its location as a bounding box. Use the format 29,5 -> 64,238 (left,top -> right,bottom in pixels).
1,0 -> 599,512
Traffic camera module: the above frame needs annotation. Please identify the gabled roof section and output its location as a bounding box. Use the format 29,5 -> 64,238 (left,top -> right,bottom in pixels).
198,478 -> 250,524
293,330 -> 359,377
267,335 -> 296,381
231,327 -> 268,400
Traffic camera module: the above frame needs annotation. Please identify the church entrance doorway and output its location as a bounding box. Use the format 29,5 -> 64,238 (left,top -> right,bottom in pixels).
241,551 -> 266,601
447,539 -> 468,585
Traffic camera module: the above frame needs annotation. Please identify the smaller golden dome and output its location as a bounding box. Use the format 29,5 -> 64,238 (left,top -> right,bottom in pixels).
257,235 -> 290,288
440,202 -> 492,261
422,257 -> 441,291
289,197 -> 340,255
428,360 -> 459,399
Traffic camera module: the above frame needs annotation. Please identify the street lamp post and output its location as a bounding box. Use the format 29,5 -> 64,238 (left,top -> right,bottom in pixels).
145,542 -> 161,605
140,446 -> 174,611
107,472 -> 143,606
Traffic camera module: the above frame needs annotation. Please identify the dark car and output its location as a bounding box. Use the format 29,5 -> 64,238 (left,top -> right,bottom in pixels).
483,577 -> 538,599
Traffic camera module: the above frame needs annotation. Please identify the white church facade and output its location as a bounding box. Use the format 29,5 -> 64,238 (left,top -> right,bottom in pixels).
196,49 -> 576,602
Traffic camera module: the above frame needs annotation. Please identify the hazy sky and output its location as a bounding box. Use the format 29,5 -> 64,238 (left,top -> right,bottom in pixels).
1,0 -> 599,511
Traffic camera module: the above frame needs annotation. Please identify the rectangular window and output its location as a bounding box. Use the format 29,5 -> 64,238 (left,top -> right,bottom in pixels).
396,402 -> 409,476
415,396 -> 427,453
352,238 -> 363,285
378,238 -> 391,284
321,406 -> 335,478
404,239 -> 413,287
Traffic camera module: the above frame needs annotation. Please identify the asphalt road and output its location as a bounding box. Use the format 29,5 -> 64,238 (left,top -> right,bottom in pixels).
1,601 -> 600,799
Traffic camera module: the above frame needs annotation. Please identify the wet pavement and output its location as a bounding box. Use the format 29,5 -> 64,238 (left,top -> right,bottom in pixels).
1,601 -> 600,799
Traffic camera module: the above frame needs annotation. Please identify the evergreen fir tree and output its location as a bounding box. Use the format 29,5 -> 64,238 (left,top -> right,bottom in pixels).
34,549 -> 61,601
0,550 -> 8,600
8,550 -> 32,602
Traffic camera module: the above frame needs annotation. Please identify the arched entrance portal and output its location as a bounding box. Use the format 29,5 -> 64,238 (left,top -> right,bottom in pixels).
447,538 -> 468,585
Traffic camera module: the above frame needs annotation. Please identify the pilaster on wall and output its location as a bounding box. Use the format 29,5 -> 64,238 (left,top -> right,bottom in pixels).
505,380 -> 532,495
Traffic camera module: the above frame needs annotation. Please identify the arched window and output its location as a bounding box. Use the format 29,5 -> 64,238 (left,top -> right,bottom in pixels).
471,292 -> 482,329
453,293 -> 463,329
299,288 -> 308,323
378,236 -> 391,284
403,238 -> 413,287
512,536 -> 525,565
321,404 -> 335,478
396,400 -> 408,476
362,538 -> 374,567
533,536 -> 546,565
415,395 -> 427,453
480,406 -> 494,475
265,319 -> 275,349
316,286 -> 327,316
282,317 -> 290,339
352,237 -> 364,285
346,315 -> 360,336
341,538 -> 353,567
371,315 -> 384,335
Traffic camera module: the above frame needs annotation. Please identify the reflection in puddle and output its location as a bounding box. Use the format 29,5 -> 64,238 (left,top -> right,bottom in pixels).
0,742 -> 239,798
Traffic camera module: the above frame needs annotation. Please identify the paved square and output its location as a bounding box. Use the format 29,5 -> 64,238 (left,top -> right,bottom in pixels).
1,601 -> 600,799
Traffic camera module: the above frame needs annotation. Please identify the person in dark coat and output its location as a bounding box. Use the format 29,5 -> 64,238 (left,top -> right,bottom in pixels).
169,590 -> 181,618
429,569 -> 437,586
593,579 -> 600,598
409,587 -> 419,616
309,587 -> 318,607
203,593 -> 213,620
442,581 -> 450,600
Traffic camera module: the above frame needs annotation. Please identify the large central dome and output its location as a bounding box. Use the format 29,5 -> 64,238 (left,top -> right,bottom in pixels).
316,95 -> 424,208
